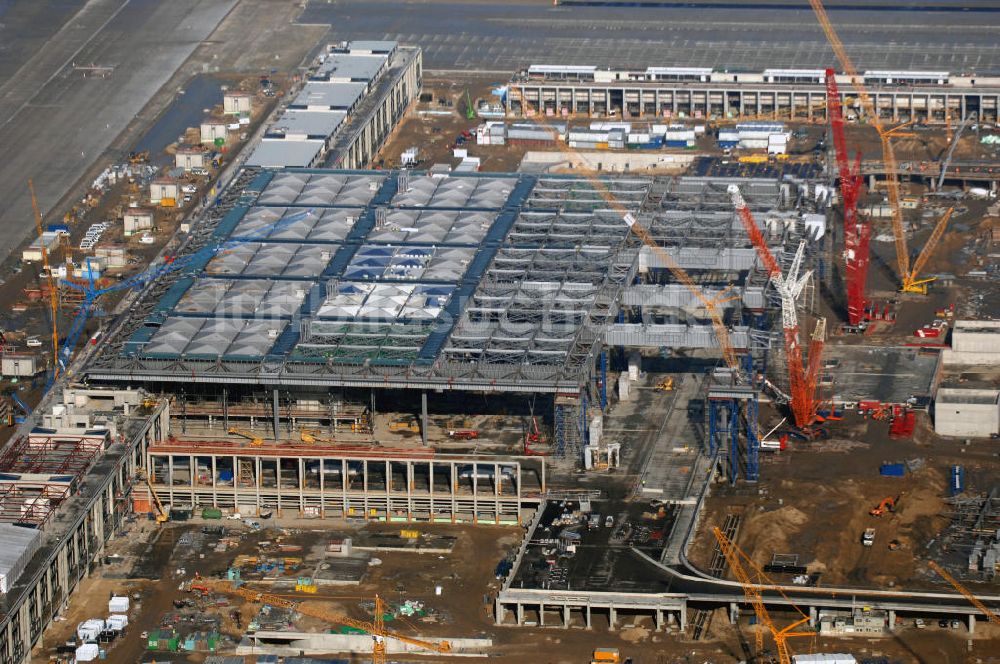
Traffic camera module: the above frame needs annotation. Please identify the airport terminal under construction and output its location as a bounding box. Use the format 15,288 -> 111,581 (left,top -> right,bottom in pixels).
6,1 -> 1000,662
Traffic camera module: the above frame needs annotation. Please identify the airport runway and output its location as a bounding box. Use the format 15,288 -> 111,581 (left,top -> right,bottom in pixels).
0,0 -> 236,262
301,0 -> 1000,73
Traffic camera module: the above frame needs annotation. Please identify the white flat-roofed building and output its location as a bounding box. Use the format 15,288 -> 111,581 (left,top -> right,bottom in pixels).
291,82 -> 367,113
223,90 -> 253,115
246,139 -> 325,168
935,388 -> 1000,438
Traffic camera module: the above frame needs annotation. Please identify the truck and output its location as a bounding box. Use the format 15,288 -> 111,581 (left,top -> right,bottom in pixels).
863,528 -> 876,547
593,648 -> 620,664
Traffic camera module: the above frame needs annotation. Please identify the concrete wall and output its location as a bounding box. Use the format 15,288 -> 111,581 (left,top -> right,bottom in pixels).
0,400 -> 169,664
945,321 -> 1000,365
934,388 -> 1000,438
521,150 -> 694,173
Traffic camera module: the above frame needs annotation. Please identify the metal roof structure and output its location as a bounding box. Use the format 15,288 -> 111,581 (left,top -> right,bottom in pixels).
83,166 -> 818,393
291,82 -> 367,111
246,140 -> 325,168
266,110 -> 346,140
313,54 -> 386,82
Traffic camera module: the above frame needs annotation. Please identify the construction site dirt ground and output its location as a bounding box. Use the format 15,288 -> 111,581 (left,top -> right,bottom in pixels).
31,516 -> 767,664
689,405 -> 1000,592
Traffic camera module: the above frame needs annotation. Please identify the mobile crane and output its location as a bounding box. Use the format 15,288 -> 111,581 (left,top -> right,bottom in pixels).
202,580 -> 451,664
713,526 -> 815,664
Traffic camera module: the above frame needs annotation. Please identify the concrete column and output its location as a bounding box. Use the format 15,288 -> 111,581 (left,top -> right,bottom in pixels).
586,605 -> 592,629
539,603 -> 545,626
680,604 -> 686,630
730,602 -> 739,624
516,603 -> 524,625
421,391 -> 428,447
968,614 -> 975,635
888,609 -> 896,631
809,606 -> 817,627
655,609 -> 664,631
272,389 -> 280,443
563,604 -> 570,628
609,606 -> 617,630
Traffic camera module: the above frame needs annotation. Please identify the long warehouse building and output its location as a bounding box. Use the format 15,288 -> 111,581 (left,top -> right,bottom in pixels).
508,65 -> 1000,123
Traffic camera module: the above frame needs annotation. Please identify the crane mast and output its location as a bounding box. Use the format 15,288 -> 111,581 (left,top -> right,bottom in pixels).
728,186 -> 817,428
825,69 -> 870,327
29,180 -> 61,375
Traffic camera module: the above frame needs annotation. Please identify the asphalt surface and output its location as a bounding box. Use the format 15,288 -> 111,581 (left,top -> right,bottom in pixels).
301,0 -> 1000,73
0,0 -> 236,262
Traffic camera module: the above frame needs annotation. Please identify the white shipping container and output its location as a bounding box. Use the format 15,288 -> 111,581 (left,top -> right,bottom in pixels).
106,614 -> 129,631
740,138 -> 769,149
109,596 -> 130,613
76,644 -> 100,662
77,619 -> 105,642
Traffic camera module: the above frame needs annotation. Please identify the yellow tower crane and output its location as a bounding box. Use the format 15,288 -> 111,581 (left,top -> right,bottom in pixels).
29,180 -> 61,374
713,526 -> 815,664
203,581 -> 451,664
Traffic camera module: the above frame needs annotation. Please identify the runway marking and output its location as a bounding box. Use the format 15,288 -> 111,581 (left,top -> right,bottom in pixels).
0,0 -> 131,130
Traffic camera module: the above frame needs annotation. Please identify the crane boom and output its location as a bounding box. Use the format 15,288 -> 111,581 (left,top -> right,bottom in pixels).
810,0 -> 909,285
938,114 -> 975,191
203,581 -> 452,658
29,180 -> 61,375
712,527 -> 814,664
928,560 -> 1000,626
904,207 -> 953,293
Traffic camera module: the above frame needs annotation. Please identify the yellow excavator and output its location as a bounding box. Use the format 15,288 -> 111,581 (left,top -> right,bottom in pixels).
228,427 -> 264,447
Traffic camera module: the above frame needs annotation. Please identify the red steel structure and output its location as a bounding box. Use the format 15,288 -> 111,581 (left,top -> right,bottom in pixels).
825,68 -> 870,327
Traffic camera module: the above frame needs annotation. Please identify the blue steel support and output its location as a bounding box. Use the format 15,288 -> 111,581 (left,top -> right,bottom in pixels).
707,401 -> 720,456
553,403 -> 566,458
728,403 -> 740,485
599,351 -> 608,411
745,395 -> 760,482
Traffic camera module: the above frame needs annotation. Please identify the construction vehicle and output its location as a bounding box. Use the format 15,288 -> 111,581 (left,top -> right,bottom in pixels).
523,415 -> 547,455
811,0 -> 954,295
136,468 -> 168,524
929,560 -> 1000,627
654,376 -> 675,392
870,495 -> 899,517
592,647 -> 621,663
899,207 -> 954,294
29,180 -> 61,380
388,419 -> 420,433
712,526 -> 814,664
448,429 -> 479,440
300,429 -> 334,444
730,185 -> 824,429
862,528 -> 876,547
202,580 -> 451,664
228,427 -> 264,447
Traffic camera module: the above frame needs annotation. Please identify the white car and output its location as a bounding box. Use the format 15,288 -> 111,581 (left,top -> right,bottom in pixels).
26,337 -> 42,347
181,184 -> 197,194
139,234 -> 155,245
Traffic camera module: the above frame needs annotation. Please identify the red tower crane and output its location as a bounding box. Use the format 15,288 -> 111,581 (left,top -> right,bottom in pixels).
825,69 -> 870,327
